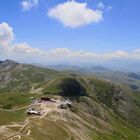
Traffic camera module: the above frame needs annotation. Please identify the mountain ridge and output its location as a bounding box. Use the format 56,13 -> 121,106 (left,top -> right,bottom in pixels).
0,60 -> 140,140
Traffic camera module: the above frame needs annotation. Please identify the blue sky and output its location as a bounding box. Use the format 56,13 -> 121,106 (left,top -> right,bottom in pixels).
0,0 -> 140,69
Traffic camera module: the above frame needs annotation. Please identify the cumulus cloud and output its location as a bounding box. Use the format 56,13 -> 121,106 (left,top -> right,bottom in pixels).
1,22 -> 140,64
0,22 -> 14,46
47,0 -> 103,28
47,48 -> 140,62
11,43 -> 44,55
0,22 -> 44,57
21,0 -> 39,11
42,48 -> 140,61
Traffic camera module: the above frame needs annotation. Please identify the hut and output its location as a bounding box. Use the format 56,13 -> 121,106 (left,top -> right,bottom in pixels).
27,108 -> 41,115
41,97 -> 51,101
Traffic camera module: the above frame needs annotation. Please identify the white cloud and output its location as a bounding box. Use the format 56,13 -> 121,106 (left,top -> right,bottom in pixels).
0,22 -> 44,57
113,50 -> 128,57
48,48 -> 129,61
47,0 -> 103,28
11,43 -> 44,55
0,22 -> 14,46
21,0 -> 39,11
97,2 -> 104,10
1,22 -> 140,64
133,48 -> 140,53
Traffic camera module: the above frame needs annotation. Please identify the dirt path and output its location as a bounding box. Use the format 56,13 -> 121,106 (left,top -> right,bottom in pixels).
4,117 -> 34,140
0,105 -> 34,112
2,101 -> 61,140
1,99 -> 72,140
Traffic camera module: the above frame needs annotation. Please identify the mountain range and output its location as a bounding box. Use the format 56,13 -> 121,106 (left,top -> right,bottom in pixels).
0,60 -> 140,140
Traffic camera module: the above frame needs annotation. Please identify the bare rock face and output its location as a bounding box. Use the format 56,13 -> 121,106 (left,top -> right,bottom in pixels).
93,83 -> 140,127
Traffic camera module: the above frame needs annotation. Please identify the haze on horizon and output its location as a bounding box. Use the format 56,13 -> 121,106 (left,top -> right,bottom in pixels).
0,0 -> 140,71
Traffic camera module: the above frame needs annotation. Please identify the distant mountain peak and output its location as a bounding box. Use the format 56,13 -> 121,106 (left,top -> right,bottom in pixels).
0,59 -> 18,65
5,59 -> 17,63
0,59 -> 19,71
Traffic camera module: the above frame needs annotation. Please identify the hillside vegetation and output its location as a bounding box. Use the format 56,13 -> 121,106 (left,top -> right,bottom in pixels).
0,60 -> 140,140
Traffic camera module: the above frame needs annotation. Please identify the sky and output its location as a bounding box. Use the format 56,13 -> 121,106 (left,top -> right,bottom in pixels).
0,0 -> 140,70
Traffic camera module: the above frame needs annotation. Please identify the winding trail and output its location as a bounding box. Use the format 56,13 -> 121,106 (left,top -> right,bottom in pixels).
0,105 -> 34,112
4,117 -> 35,140
2,101 -> 60,140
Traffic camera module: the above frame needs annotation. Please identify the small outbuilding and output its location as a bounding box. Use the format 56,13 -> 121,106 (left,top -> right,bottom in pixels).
27,108 -> 41,115
58,100 -> 72,109
40,97 -> 56,103
41,97 -> 51,101
59,104 -> 67,109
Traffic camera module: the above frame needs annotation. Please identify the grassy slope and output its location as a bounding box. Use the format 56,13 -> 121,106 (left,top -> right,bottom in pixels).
0,109 -> 26,126
0,70 -> 140,139
41,76 -> 140,139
